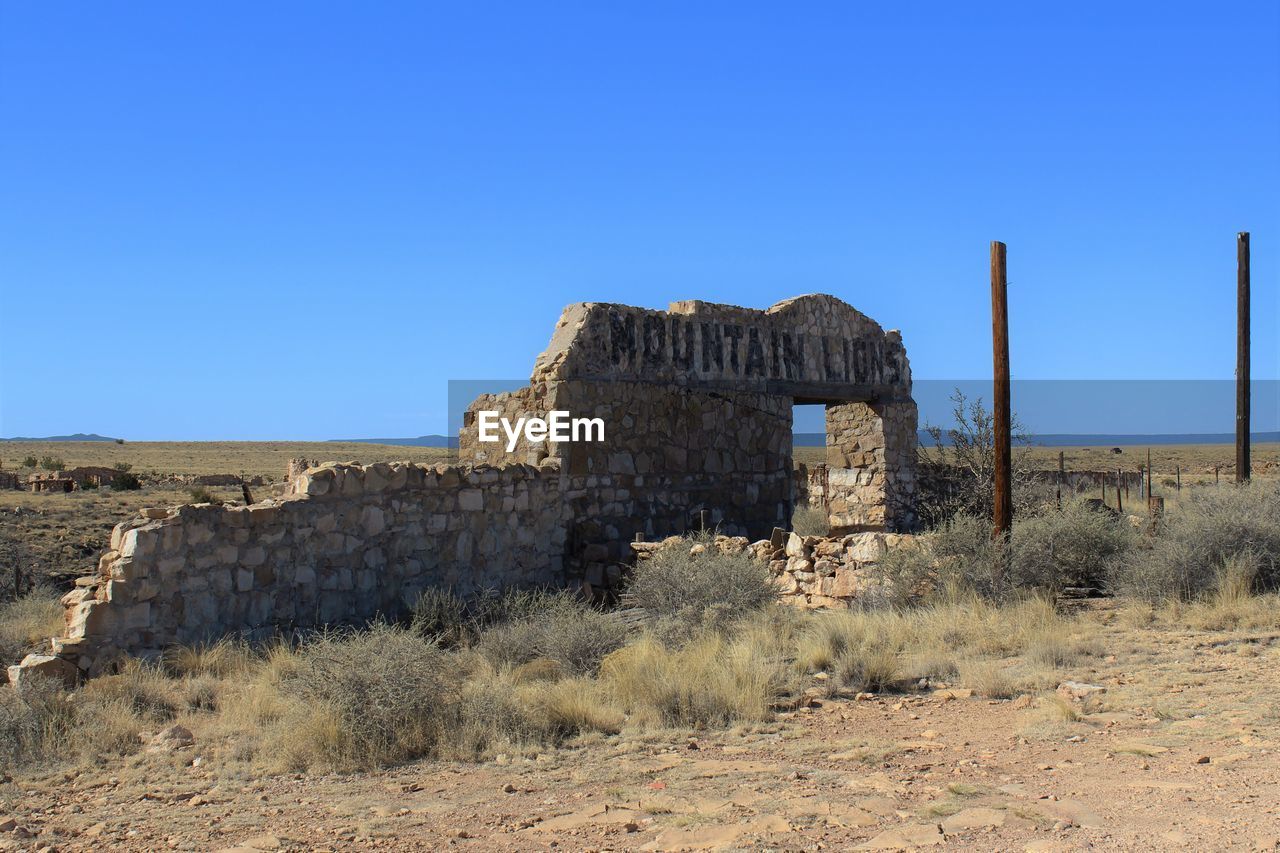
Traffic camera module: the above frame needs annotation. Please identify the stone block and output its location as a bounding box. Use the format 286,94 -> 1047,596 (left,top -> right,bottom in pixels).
9,654 -> 78,688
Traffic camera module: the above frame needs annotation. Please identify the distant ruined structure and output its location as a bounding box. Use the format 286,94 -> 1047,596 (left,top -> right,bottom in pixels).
15,295 -> 919,681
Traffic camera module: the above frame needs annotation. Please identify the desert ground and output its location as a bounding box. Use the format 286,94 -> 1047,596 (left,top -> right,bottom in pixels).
1,441 -> 1278,851
3,596 -> 1279,851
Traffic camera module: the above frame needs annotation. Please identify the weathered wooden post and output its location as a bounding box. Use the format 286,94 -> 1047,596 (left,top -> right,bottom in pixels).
1237,232 -> 1251,483
991,241 -> 1012,541
1146,447 -> 1155,510
1056,451 -> 1064,509
1176,465 -> 1181,493
1120,467 -> 1128,500
1115,470 -> 1123,514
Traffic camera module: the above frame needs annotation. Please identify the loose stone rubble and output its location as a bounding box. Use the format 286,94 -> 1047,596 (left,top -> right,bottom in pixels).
632,529 -> 916,609
16,294 -> 921,681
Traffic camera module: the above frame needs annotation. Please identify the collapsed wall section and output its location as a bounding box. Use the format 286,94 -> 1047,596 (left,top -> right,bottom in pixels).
50,461 -> 568,675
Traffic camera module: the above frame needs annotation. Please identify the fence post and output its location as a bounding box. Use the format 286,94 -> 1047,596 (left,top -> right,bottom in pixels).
1146,448 -> 1155,509
1056,451 -> 1064,509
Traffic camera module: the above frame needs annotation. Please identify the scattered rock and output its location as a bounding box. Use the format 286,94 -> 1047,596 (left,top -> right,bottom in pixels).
1057,681 -> 1106,701
147,725 -> 195,752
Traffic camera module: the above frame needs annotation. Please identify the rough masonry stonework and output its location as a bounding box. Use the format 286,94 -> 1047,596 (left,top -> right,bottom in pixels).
21,294 -> 918,680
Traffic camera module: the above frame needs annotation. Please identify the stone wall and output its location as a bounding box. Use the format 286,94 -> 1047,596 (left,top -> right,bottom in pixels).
19,293 -> 922,682
460,294 -> 919,548
825,399 -> 918,532
50,460 -> 568,675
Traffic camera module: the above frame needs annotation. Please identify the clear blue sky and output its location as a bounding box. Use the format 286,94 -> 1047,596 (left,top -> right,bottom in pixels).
2,2 -> 1276,440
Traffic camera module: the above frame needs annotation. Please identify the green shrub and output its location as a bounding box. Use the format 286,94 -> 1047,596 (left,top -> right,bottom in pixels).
1110,483 -> 1280,600
39,456 -> 64,472
188,486 -> 220,504
1014,500 -> 1137,591
627,532 -> 776,619
21,456 -> 37,469
875,504 -> 1136,602
111,472 -> 142,490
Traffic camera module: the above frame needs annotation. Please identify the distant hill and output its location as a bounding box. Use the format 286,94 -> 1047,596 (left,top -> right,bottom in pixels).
793,431 -> 1280,448
331,435 -> 457,448
1,433 -> 120,442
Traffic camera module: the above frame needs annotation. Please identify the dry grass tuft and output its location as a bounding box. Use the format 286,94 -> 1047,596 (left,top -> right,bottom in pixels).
0,591 -> 63,665
601,628 -> 795,728
959,660 -> 1018,699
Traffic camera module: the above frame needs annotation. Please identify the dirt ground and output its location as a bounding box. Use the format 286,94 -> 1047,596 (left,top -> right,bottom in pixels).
5,602 -> 1278,852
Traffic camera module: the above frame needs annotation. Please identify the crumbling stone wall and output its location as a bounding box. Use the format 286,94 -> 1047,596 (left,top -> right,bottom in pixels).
632,530 -> 916,610
461,294 -> 918,547
52,460 -> 567,675
23,293 -> 919,681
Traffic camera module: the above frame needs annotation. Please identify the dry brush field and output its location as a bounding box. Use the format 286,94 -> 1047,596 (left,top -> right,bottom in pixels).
1,441 -> 1279,850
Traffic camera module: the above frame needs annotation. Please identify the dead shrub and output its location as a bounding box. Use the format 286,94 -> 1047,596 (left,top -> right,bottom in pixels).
959,660 -> 1017,699
0,676 -> 75,771
162,639 -> 254,679
791,505 -> 829,537
476,595 -> 627,676
627,532 -> 776,619
81,659 -> 180,723
833,644 -> 899,693
271,624 -> 457,771
409,587 -> 469,646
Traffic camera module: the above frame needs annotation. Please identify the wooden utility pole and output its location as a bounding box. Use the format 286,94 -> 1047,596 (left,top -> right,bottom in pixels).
1237,232 -> 1251,482
991,241 -> 1013,540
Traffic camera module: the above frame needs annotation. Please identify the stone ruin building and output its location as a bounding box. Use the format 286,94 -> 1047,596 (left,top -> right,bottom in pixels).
14,294 -> 919,682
